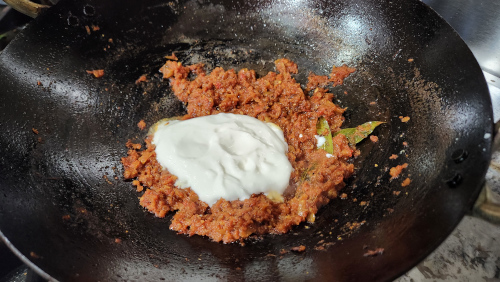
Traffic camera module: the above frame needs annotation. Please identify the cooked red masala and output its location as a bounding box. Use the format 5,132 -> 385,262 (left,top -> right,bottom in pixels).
122,58 -> 356,243
135,75 -> 147,84
399,116 -> 410,123
390,163 -> 408,179
401,178 -> 411,187
137,120 -> 146,131
86,69 -> 104,78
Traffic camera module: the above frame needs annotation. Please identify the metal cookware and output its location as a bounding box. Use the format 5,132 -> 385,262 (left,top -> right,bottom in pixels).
0,0 -> 496,280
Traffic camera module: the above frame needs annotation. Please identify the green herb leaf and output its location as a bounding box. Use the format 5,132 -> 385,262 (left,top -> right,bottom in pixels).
316,117 -> 334,154
334,121 -> 385,145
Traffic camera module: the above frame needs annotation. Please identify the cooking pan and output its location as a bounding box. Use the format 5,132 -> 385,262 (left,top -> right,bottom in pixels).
0,0 -> 497,281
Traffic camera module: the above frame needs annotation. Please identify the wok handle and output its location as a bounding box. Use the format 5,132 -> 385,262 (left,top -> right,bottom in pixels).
3,0 -> 50,18
473,122 -> 500,224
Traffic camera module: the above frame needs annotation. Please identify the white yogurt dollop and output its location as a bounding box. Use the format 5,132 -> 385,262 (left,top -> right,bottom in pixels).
315,135 -> 326,148
152,113 -> 293,206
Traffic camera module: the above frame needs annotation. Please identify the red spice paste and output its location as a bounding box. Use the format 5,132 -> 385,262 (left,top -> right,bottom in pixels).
122,58 -> 355,243
390,163 -> 408,179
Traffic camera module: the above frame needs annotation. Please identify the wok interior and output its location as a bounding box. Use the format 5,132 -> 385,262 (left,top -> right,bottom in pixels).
0,0 -> 493,280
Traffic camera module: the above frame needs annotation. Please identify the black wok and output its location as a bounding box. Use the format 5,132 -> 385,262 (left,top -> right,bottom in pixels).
0,0 -> 494,281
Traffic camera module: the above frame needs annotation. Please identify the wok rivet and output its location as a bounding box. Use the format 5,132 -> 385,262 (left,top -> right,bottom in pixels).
445,173 -> 462,188
83,5 -> 95,16
451,149 -> 468,163
67,15 -> 79,26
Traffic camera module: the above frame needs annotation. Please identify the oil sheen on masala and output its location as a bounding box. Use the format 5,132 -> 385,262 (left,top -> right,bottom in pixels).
151,113 -> 293,206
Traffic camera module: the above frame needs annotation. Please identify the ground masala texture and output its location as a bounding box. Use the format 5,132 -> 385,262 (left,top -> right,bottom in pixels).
121,58 -> 356,243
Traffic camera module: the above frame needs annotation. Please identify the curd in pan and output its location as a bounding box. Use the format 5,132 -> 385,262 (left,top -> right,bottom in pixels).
151,113 -> 292,206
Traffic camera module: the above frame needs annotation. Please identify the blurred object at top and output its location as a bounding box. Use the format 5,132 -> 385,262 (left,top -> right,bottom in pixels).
422,0 -> 500,78
0,4 -> 30,36
422,0 -> 500,122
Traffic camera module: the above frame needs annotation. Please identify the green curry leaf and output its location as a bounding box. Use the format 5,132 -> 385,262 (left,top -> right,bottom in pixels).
316,117 -> 334,154
333,121 -> 385,145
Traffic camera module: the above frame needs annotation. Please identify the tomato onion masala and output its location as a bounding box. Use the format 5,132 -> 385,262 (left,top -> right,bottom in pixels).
122,58 -> 357,243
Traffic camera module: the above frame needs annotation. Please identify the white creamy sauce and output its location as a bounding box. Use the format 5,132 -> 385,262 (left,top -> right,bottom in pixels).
314,135 -> 326,148
152,113 -> 293,206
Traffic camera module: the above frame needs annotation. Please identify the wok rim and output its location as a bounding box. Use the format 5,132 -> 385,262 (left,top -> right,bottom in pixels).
0,0 -> 494,280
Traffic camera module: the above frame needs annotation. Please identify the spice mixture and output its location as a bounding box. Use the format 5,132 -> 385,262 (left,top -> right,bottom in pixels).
122,58 -> 356,243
